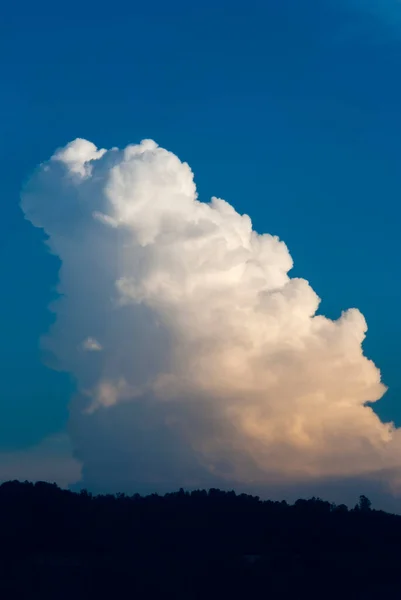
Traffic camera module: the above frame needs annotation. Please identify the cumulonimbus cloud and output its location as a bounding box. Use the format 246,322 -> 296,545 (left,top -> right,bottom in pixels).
20,138 -> 401,496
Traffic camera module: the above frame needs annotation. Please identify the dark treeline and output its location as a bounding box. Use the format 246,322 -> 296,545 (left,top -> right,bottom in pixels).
1,481 -> 401,599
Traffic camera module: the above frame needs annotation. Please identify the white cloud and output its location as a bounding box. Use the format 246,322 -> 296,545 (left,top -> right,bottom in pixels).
52,138 -> 106,178
82,337 -> 103,352
21,138 -> 401,498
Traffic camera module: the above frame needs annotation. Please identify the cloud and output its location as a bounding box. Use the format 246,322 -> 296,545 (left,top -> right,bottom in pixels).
343,0 -> 401,32
82,337 -> 103,352
327,0 -> 401,46
0,434 -> 81,488
20,138 -> 401,501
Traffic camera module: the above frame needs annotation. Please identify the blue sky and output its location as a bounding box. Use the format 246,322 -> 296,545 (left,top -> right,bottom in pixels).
1,0 -> 401,484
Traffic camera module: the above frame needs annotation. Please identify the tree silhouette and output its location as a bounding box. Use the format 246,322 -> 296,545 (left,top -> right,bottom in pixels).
358,494 -> 372,512
0,481 -> 398,599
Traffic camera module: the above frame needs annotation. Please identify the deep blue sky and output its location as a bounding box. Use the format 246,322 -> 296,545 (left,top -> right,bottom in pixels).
1,0 -> 401,454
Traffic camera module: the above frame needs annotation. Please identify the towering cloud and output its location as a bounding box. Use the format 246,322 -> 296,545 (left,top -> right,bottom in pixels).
21,138 -> 401,496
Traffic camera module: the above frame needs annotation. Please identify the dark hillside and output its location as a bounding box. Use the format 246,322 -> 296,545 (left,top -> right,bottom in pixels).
0,481 -> 400,599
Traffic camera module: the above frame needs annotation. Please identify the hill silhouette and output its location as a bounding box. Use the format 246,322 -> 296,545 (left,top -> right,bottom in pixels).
0,480 -> 400,599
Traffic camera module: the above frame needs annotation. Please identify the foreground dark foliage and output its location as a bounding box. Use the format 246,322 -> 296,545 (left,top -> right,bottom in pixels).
0,481 -> 400,599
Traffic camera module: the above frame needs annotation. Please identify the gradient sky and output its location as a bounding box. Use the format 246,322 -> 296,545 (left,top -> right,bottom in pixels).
1,0 -> 401,502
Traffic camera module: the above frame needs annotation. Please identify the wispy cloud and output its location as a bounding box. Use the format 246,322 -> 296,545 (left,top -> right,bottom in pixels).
346,0 -> 401,31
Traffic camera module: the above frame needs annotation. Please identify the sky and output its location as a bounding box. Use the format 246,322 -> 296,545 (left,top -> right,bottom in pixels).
2,0 -> 401,510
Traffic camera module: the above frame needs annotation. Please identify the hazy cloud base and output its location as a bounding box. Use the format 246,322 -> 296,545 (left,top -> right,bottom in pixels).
0,434 -> 81,488
20,138 -> 401,506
